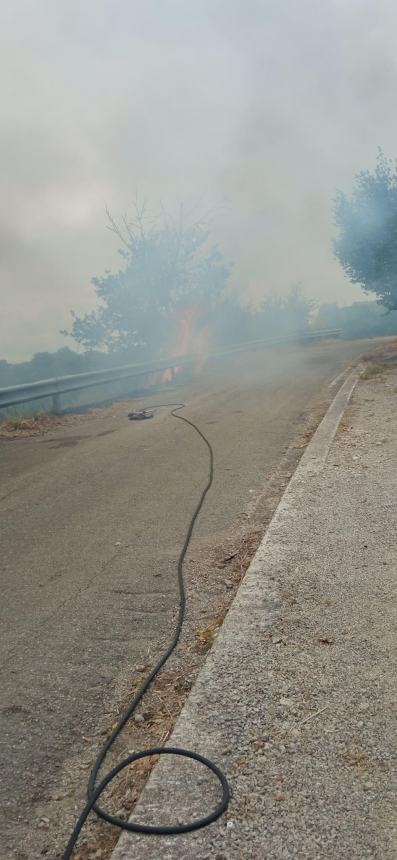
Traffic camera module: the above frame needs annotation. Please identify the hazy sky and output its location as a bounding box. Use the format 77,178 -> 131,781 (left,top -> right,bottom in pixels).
2,0 -> 397,361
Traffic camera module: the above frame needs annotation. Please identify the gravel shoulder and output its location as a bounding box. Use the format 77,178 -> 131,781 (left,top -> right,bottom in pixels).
112,360 -> 397,860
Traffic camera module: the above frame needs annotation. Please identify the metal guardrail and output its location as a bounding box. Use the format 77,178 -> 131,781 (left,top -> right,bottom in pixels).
0,329 -> 341,414
0,353 -> 195,412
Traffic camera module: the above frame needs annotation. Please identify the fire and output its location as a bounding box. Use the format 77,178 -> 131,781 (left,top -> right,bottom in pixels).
161,306 -> 208,383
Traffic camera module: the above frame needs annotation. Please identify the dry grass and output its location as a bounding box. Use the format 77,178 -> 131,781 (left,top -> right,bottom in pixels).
361,336 -> 397,359
194,531 -> 264,653
0,410 -> 64,438
194,609 -> 227,653
361,363 -> 385,380
341,749 -> 369,767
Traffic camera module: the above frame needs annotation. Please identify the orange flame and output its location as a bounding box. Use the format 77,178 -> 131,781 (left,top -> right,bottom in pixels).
161,306 -> 207,383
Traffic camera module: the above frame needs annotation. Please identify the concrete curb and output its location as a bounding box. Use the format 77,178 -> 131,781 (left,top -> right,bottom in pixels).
111,367 -> 362,860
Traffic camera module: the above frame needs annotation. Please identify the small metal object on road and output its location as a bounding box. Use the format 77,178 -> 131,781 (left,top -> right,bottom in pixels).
127,409 -> 154,421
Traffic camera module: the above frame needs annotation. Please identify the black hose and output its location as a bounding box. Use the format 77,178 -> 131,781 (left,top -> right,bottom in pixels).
63,404 -> 230,859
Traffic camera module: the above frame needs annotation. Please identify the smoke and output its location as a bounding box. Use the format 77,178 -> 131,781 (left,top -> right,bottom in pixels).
2,0 -> 397,359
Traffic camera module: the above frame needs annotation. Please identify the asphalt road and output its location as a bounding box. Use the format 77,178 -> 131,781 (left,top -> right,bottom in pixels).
0,338 -> 381,858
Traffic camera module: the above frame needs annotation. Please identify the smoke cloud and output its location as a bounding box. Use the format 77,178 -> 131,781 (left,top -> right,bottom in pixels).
1,0 -> 397,359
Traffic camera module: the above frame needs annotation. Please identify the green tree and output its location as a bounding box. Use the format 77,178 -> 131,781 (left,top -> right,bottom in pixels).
315,301 -> 397,339
334,150 -> 397,310
247,284 -> 313,339
65,204 -> 230,354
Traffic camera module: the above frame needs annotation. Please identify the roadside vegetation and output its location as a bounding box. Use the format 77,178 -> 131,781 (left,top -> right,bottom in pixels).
3,173 -> 397,396
2,297 -> 396,393
0,411 -> 65,438
334,150 -> 397,311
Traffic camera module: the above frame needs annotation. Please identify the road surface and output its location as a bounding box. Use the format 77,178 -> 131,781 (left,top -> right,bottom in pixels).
0,338 -> 381,858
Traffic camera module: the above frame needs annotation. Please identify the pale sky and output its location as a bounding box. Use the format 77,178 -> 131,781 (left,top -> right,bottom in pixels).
2,0 -> 397,360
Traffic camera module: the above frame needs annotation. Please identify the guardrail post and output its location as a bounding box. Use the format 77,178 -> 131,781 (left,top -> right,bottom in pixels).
52,382 -> 61,414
